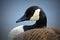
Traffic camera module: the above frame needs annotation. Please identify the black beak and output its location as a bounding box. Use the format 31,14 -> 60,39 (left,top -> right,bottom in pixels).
16,16 -> 27,23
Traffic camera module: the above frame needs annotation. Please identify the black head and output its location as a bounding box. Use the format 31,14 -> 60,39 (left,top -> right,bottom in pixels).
16,6 -> 47,26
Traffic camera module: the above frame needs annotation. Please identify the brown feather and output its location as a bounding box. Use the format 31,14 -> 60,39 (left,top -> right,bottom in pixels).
14,28 -> 60,40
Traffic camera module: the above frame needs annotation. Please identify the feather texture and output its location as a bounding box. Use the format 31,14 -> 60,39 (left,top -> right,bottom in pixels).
14,28 -> 60,40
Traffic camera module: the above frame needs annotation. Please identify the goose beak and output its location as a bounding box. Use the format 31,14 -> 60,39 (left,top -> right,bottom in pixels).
16,16 -> 28,23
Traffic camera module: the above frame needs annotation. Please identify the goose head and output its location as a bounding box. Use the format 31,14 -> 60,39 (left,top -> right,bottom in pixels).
16,6 -> 47,26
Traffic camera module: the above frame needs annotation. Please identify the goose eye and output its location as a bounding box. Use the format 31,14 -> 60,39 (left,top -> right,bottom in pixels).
31,11 -> 33,13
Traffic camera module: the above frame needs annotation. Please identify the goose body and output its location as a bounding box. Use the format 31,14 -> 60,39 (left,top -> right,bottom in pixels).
8,6 -> 47,40
8,25 -> 24,40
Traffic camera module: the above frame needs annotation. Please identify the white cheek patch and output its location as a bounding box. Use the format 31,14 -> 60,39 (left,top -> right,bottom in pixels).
30,9 -> 41,21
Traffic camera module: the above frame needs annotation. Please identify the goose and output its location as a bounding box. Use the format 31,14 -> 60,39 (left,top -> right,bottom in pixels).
8,6 -> 47,40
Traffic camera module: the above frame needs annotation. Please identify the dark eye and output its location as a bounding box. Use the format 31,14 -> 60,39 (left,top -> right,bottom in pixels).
31,11 -> 33,13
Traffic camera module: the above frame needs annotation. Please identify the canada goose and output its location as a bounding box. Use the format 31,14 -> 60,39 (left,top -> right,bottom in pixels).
8,6 -> 47,40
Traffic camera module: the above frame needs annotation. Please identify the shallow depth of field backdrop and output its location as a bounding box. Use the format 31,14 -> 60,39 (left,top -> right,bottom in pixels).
0,0 -> 60,40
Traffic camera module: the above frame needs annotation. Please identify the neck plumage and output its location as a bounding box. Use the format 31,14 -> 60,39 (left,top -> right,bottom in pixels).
24,19 -> 46,31
33,19 -> 46,28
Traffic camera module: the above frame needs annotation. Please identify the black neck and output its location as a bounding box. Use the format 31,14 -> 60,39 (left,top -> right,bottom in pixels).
24,9 -> 47,31
24,19 -> 46,31
33,20 -> 45,28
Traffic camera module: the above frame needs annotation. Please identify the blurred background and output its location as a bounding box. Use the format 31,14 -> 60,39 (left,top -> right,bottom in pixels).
0,0 -> 60,40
